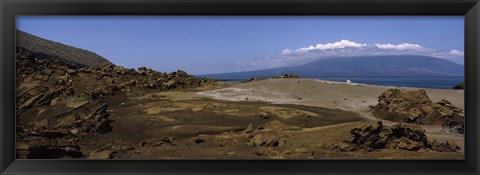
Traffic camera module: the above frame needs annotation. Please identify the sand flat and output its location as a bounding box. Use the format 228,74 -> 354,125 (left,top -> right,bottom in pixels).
196,78 -> 465,150
197,78 -> 464,113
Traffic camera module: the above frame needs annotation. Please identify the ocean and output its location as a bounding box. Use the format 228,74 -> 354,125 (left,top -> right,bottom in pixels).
216,77 -> 464,89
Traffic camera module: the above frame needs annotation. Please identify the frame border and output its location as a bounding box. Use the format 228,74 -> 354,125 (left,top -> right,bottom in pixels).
1,0 -> 479,174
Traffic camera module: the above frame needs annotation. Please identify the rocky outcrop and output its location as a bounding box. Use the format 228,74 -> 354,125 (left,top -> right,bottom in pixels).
453,82 -> 464,90
16,54 -> 214,115
350,121 -> 429,151
437,100 -> 465,134
274,73 -> 300,79
88,150 -> 118,159
16,139 -> 84,159
242,77 -> 268,83
242,73 -> 300,83
16,101 -> 112,159
247,133 -> 288,147
333,121 -> 460,152
245,121 -> 294,147
16,53 -> 214,159
369,89 -> 464,134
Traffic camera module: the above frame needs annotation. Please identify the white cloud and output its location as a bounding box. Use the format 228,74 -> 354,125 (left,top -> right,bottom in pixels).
374,43 -> 423,50
295,40 -> 366,53
449,49 -> 464,56
281,49 -> 293,55
238,40 -> 464,71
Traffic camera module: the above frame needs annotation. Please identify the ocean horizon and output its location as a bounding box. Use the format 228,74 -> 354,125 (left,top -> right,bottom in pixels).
211,77 -> 464,89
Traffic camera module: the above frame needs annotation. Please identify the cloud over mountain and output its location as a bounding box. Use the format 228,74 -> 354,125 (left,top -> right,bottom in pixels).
240,40 -> 464,71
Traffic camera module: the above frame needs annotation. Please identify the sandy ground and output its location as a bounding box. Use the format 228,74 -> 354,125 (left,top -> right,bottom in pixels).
197,78 -> 465,151
21,78 -> 463,159
197,78 -> 464,113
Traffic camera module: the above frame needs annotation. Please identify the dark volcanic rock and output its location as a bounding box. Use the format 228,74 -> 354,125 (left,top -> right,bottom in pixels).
345,121 -> 461,152
453,82 -> 464,90
369,89 -> 464,134
21,139 -> 84,159
247,133 -> 288,147
16,53 -> 214,116
16,52 -> 214,159
241,77 -> 268,83
275,73 -> 300,79
430,139 -> 461,152
350,121 -> 388,149
88,150 -> 117,159
370,89 -> 432,124
242,73 -> 300,83
349,121 -> 429,151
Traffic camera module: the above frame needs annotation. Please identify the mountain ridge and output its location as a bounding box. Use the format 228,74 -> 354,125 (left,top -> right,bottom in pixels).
199,55 -> 464,79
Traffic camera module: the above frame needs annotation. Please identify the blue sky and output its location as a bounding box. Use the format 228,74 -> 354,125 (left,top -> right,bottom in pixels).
16,16 -> 464,74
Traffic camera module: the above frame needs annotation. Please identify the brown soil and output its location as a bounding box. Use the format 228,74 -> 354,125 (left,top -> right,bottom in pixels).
15,55 -> 464,160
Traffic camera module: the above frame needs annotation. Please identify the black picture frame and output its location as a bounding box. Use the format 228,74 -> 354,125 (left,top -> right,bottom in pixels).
1,0 -> 479,174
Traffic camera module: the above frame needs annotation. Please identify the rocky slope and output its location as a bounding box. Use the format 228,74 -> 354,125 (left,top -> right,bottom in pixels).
16,30 -> 112,67
15,53 -> 214,158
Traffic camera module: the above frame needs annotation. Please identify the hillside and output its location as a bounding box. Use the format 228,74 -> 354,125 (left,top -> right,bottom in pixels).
16,29 -> 112,67
200,55 -> 464,79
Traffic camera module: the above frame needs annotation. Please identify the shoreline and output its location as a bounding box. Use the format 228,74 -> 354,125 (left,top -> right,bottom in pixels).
207,77 -> 464,90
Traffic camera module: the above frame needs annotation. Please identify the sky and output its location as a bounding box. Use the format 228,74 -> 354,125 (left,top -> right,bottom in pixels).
16,16 -> 464,74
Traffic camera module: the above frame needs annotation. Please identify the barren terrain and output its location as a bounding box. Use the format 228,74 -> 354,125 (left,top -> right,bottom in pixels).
16,56 -> 464,160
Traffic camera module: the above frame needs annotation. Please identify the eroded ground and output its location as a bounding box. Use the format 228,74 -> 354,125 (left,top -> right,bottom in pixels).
76,82 -> 463,159
16,55 -> 464,160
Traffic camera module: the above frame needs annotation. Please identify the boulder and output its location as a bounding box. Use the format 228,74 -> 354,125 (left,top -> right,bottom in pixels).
370,89 -> 464,131
430,139 -> 461,152
17,94 -> 43,111
33,73 -> 50,81
243,123 -> 254,134
276,73 -> 300,79
194,138 -> 206,144
453,82 -> 464,90
248,133 -> 288,147
351,121 -> 387,149
387,123 -> 429,150
113,66 -> 128,75
349,121 -> 430,151
29,102 -> 112,136
20,139 -> 84,159
137,66 -> 148,75
65,68 -> 77,74
330,142 -> 357,152
138,137 -> 176,147
88,150 -> 117,159
55,75 -> 70,84
242,77 -> 268,83
79,66 -> 97,73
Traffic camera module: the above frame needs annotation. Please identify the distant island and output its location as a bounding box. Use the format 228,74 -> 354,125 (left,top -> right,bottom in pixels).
199,55 -> 464,79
